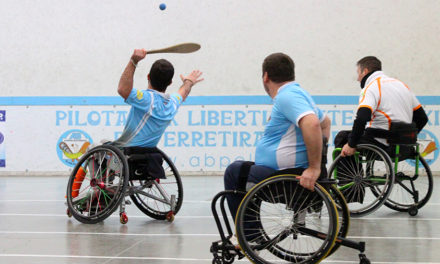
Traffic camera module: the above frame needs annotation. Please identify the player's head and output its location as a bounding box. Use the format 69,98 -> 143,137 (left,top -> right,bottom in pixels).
262,53 -> 295,83
262,53 -> 295,95
356,56 -> 381,82
148,59 -> 174,92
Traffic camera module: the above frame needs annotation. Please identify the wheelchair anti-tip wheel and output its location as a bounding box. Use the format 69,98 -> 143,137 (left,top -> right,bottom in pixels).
235,175 -> 339,264
329,144 -> 394,217
66,145 -> 129,224
128,149 -> 183,221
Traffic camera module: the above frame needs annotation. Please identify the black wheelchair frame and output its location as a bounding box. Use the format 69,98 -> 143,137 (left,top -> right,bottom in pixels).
211,176 -> 370,264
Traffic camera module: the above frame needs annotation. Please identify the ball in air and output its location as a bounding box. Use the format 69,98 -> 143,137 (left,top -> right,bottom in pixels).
159,3 -> 166,10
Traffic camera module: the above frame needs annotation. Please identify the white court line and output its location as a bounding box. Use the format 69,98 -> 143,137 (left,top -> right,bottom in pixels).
0,254 -> 438,264
0,199 -> 439,205
2,213 -> 440,221
0,213 -> 213,218
0,231 -> 440,240
0,199 -> 211,203
0,254 -> 213,262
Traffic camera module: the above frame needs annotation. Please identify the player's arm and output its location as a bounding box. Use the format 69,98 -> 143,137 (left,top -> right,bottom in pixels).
177,70 -> 204,101
299,114 -> 323,191
118,49 -> 147,100
320,115 -> 331,142
341,106 -> 372,157
348,107 -> 372,147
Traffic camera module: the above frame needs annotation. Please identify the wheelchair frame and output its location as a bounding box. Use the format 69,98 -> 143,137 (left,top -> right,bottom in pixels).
66,144 -> 183,224
211,175 -> 370,264
330,142 -> 433,217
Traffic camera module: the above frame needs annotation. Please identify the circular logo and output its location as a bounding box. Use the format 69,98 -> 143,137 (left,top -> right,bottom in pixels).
57,129 -> 93,167
406,129 -> 439,167
0,132 -> 4,145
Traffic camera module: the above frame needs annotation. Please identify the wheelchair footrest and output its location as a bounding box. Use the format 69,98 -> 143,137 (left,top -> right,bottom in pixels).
211,240 -> 244,263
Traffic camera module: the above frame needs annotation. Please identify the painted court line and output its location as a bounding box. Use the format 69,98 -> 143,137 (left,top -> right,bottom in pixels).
0,199 -> 438,205
0,254 -> 437,263
0,199 -> 212,203
0,213 -> 213,218
0,231 -> 439,241
1,213 -> 440,221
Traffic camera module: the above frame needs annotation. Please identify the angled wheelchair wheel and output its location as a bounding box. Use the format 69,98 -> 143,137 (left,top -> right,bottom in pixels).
382,156 -> 433,213
66,145 -> 129,224
329,144 -> 394,217
129,149 -> 183,220
235,175 -> 338,264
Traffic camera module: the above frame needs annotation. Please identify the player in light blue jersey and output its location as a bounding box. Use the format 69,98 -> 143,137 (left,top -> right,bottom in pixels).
112,49 -> 203,148
224,53 -> 331,222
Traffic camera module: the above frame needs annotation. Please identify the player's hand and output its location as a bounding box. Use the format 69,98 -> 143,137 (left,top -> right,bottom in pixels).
180,70 -> 204,86
341,143 -> 356,157
299,167 -> 320,191
131,49 -> 147,64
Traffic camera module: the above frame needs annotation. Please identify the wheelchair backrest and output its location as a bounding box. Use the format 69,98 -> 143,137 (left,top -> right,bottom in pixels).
124,147 -> 166,181
388,122 -> 418,145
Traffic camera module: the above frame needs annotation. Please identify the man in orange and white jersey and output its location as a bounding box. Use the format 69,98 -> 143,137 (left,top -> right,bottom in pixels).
339,56 -> 428,157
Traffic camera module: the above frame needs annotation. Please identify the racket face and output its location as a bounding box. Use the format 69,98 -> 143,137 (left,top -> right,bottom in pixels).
148,43 -> 201,54
169,43 -> 200,53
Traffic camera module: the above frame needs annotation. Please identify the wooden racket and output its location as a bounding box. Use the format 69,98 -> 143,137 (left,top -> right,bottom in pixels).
147,43 -> 201,54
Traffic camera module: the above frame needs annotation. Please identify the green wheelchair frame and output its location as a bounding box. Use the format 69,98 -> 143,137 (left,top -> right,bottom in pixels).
330,142 -> 433,217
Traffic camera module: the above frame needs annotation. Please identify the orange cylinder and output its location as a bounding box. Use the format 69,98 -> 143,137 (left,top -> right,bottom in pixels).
71,167 -> 86,198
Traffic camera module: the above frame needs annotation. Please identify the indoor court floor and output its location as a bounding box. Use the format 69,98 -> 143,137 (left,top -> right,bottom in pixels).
0,175 -> 439,264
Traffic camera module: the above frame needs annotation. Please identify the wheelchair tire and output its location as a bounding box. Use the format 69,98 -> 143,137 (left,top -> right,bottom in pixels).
235,175 -> 338,264
66,145 -> 129,224
381,156 -> 433,213
329,144 -> 394,217
129,149 -> 183,220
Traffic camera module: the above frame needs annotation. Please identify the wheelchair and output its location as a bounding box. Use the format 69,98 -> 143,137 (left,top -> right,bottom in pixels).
329,123 -> 434,217
211,172 -> 370,264
65,144 -> 183,224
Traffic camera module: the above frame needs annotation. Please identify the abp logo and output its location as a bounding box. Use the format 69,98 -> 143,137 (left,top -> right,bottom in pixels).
405,129 -> 439,167
57,129 -> 93,167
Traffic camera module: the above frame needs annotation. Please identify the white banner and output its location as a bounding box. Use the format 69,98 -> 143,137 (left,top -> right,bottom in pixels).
0,104 -> 439,173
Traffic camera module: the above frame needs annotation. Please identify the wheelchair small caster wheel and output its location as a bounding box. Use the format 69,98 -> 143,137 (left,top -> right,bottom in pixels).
359,253 -> 370,264
222,251 -> 235,264
120,212 -> 128,224
166,211 -> 175,222
408,206 -> 418,216
66,208 -> 72,218
212,256 -> 222,264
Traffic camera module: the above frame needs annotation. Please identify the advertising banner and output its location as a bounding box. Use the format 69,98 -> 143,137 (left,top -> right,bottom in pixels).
0,110 -> 5,167
0,97 -> 439,174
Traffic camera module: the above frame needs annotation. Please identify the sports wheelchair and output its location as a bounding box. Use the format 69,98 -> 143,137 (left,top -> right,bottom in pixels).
211,171 -> 370,264
66,144 -> 183,224
329,123 -> 435,217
